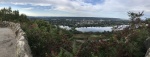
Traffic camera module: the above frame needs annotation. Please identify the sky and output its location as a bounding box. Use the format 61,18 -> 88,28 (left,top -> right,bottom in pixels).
0,0 -> 150,19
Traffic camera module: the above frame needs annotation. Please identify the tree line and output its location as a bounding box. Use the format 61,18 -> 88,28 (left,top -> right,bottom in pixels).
0,7 -> 29,22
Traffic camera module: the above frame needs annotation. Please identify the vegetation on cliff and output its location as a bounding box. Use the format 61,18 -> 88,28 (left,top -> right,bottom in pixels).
0,7 -> 150,57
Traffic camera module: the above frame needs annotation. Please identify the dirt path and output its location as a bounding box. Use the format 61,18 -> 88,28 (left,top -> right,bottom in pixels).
0,28 -> 16,57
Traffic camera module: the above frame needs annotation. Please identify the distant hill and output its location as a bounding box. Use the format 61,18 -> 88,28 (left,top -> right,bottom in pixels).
28,16 -> 127,21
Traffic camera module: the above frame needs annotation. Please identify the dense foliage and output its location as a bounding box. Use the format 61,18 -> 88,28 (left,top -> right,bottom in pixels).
0,7 -> 29,22
0,7 -> 150,57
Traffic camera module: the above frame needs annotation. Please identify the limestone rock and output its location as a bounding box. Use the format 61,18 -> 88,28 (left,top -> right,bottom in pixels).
0,21 -> 32,57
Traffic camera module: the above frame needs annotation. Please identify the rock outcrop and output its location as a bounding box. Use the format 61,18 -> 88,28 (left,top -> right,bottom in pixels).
0,21 -> 32,57
145,37 -> 150,57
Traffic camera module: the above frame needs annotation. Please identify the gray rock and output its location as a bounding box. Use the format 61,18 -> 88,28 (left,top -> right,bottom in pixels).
0,21 -> 32,57
144,37 -> 150,50
144,37 -> 150,57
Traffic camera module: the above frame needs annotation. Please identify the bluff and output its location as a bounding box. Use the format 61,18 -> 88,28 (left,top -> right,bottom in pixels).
0,21 -> 32,57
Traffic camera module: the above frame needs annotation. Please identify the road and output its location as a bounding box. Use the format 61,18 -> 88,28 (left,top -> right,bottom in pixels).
0,28 -> 16,57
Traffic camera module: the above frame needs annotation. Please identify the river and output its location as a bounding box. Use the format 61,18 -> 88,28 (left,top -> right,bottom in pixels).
59,26 -> 112,32
59,25 -> 129,32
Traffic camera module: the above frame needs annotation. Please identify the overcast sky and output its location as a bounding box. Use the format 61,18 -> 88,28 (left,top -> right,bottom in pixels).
0,0 -> 150,19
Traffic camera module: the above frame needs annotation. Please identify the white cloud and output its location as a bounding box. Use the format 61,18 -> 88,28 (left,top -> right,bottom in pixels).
0,0 -> 150,18
0,0 -> 102,11
22,7 -> 33,10
11,2 -> 28,5
103,0 -> 150,12
1,0 -> 150,12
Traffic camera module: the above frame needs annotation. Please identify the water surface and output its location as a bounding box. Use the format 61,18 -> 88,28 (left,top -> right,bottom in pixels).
59,26 -> 113,32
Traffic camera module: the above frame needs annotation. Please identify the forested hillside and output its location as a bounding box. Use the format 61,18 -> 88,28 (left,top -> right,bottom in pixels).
0,7 -> 150,57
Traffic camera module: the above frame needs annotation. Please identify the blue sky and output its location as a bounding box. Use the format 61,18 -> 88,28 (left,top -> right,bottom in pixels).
0,0 -> 150,19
